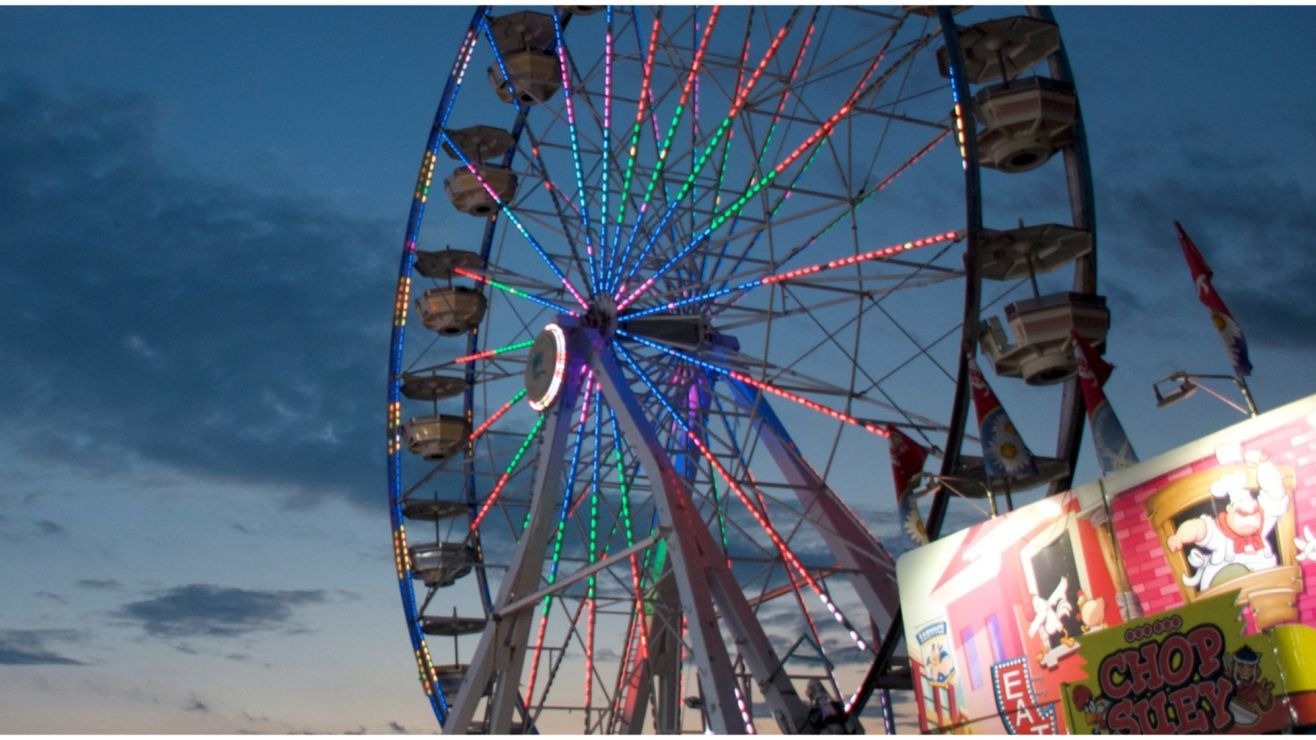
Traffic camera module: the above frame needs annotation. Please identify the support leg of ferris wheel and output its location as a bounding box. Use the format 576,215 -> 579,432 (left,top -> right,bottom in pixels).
724,377 -> 901,639
590,333 -> 813,734
613,559 -> 681,734
440,331 -> 591,735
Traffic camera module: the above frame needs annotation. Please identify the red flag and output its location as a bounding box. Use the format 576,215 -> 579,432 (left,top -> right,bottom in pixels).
887,425 -> 928,498
1175,221 -> 1252,377
968,359 -> 1038,480
1071,337 -> 1139,474
1069,331 -> 1112,388
886,425 -> 929,545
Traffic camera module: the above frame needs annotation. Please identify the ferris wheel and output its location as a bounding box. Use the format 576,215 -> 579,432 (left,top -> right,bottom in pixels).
386,5 -> 1099,733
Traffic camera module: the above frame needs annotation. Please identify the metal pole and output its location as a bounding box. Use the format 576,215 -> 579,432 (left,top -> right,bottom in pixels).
1238,376 -> 1260,417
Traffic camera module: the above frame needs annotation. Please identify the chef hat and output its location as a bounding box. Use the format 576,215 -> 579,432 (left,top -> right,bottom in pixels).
1210,470 -> 1255,508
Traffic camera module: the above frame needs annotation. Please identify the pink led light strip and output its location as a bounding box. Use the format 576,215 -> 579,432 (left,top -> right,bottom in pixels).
469,388 -> 527,444
615,44 -> 889,312
613,12 -> 799,291
443,134 -> 589,309
760,229 -> 962,285
610,8 -> 721,289
684,430 -> 872,653
620,329 -> 893,441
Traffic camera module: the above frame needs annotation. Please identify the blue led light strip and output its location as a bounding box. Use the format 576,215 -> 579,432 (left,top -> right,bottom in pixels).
439,130 -> 589,309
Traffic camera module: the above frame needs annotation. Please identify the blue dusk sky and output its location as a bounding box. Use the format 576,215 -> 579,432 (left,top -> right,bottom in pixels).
2,4 -> 1315,734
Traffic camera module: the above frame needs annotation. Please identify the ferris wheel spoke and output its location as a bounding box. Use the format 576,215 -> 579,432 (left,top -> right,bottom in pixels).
613,556 -> 681,733
450,339 -> 535,366
583,389 -> 606,715
621,229 -> 961,320
703,121 -> 951,307
616,35 -> 891,312
696,137 -> 830,294
467,387 -> 528,446
618,330 -> 892,444
440,129 -> 589,309
551,10 -> 604,294
449,265 -> 576,315
468,414 -> 546,533
616,10 -> 800,296
519,126 -> 596,279
610,8 -> 721,296
707,36 -> 942,291
608,11 -> 662,279
596,7 -> 616,290
698,8 -> 819,283
717,378 -> 901,629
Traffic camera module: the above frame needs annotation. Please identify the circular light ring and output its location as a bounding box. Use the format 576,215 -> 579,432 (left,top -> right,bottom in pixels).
526,323 -> 568,411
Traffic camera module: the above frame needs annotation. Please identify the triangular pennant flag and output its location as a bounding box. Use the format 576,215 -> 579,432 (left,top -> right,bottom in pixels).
1072,336 -> 1139,474
968,359 -> 1038,480
1175,221 -> 1252,378
886,425 -> 929,545
1069,331 -> 1113,388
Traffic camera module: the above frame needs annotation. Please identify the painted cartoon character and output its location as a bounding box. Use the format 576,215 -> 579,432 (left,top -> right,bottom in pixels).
923,636 -> 955,685
1028,576 -> 1076,662
1076,590 -> 1108,633
1167,457 -> 1290,591
1070,685 -> 1111,734
1224,645 -> 1274,725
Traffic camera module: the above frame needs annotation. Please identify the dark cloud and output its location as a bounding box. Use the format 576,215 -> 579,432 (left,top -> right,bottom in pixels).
1093,122 -> 1316,348
115,584 -> 326,638
0,77 -> 394,507
0,515 -> 68,541
76,578 -> 122,591
0,629 -> 84,665
387,721 -> 409,734
184,697 -> 210,713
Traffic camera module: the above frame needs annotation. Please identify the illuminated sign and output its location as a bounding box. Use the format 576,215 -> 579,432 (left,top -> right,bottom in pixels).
992,658 -> 1057,734
526,323 -> 568,411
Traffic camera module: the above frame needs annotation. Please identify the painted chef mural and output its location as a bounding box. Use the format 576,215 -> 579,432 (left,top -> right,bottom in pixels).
896,394 -> 1316,733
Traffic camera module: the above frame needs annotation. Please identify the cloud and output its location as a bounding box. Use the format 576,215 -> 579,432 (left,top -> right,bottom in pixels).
115,584 -> 327,638
1093,122 -> 1316,348
0,77 -> 395,508
0,515 -> 69,541
76,578 -> 123,591
0,629 -> 84,665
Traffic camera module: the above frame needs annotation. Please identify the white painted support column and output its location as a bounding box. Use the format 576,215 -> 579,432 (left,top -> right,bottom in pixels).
726,378 -> 901,639
442,329 -> 589,735
591,339 -> 812,734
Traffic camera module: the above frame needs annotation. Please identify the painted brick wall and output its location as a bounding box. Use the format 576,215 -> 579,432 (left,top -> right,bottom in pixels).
1109,414 -> 1316,630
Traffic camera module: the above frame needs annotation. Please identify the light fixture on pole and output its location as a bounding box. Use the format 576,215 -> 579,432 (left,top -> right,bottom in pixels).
1153,371 -> 1256,417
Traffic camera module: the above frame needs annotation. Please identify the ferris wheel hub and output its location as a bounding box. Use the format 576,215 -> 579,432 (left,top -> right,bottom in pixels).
579,294 -> 618,337
525,323 -> 570,411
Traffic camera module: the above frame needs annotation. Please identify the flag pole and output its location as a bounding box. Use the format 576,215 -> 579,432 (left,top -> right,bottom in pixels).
1175,221 -> 1258,416
1238,375 -> 1259,417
